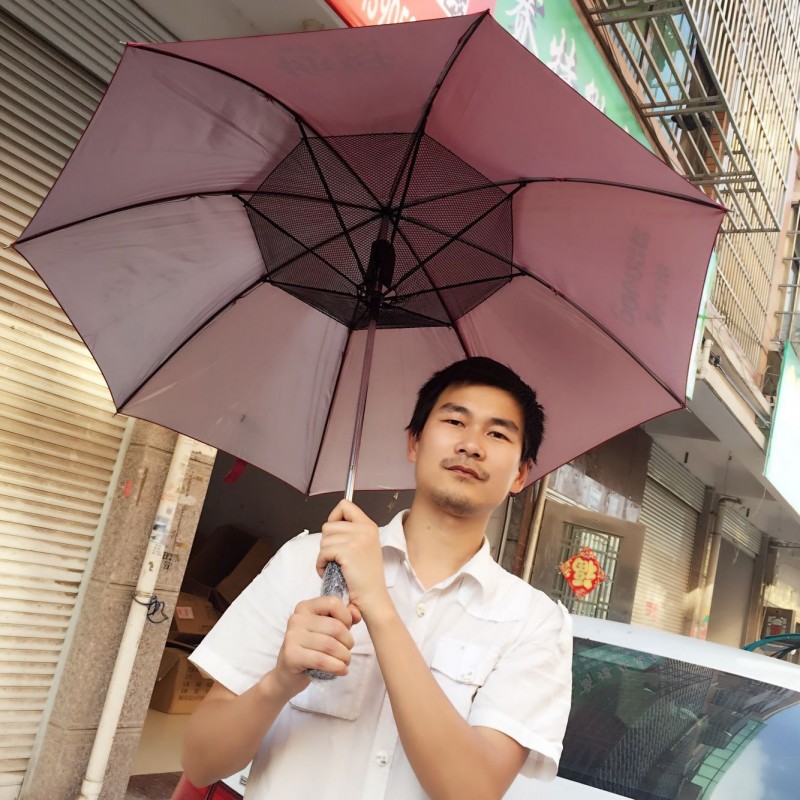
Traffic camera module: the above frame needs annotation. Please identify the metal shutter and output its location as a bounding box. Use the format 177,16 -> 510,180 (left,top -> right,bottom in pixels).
632,445 -> 704,633
0,14 -> 131,797
0,0 -> 173,81
720,505 -> 762,558
645,443 -> 705,512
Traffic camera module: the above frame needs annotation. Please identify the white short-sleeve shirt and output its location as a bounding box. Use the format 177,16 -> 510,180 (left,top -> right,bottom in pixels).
190,511 -> 573,799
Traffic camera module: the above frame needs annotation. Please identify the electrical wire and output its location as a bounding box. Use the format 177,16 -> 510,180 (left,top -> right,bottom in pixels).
133,593 -> 169,624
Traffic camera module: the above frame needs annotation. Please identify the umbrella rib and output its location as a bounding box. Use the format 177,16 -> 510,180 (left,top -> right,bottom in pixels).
128,46 -> 330,139
246,189 -> 377,212
300,135 -> 384,212
117,280 -> 360,412
417,11 -> 490,133
14,191 -> 240,245
257,212 -> 383,284
14,175 -> 722,248
270,281 -> 358,299
404,220 -> 684,404
235,193 -> 365,290
390,225 -> 472,352
386,12 -> 490,244
388,131 -> 425,247
116,292 -> 248,410
115,221 -> 370,411
389,183 -> 524,294
401,179 -> 525,209
305,304 -> 365,495
403,176 -> 726,212
391,225 -> 473,355
391,274 -> 519,301
391,224 -> 450,322
298,123 -> 368,278
13,188 -> 373,248
123,45 -> 385,212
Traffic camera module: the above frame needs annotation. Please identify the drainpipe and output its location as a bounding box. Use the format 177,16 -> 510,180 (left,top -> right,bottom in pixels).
496,495 -> 515,567
522,473 -> 550,584
696,495 -> 740,639
77,434 -> 198,800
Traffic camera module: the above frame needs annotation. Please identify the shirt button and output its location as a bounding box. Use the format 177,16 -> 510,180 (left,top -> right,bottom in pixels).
416,602 -> 427,617
461,669 -> 474,681
375,750 -> 389,766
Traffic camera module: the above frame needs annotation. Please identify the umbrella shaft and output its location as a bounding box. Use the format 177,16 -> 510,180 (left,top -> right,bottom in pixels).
345,316 -> 378,501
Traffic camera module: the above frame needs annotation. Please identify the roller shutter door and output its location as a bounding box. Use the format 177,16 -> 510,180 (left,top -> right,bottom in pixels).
0,0 -> 171,81
720,505 -> 762,558
632,445 -> 705,633
0,13 -> 128,797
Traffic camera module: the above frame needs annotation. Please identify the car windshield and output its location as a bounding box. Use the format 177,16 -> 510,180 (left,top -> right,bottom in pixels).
560,637 -> 800,799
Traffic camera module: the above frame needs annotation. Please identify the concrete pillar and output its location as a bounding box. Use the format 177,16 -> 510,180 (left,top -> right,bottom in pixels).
22,421 -> 215,800
744,533 -> 770,645
685,487 -> 715,637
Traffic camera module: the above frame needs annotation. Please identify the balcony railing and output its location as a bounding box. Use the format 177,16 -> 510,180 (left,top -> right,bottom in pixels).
577,0 -> 800,374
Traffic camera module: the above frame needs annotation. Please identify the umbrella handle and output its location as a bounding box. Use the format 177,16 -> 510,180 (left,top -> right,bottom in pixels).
308,312 -> 378,681
307,561 -> 348,681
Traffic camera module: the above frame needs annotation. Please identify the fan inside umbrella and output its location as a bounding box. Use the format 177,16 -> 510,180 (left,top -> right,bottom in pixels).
239,131 -> 521,329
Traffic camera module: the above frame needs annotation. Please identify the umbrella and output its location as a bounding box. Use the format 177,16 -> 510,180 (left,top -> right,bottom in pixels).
14,12 -> 724,606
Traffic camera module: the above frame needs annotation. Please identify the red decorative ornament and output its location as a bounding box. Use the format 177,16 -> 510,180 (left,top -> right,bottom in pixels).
559,547 -> 607,597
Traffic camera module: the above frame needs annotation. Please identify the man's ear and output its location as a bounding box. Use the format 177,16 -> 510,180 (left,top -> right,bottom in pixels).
406,430 -> 419,464
510,458 -> 532,495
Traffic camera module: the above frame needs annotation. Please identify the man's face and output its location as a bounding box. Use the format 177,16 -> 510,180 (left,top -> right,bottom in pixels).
407,383 -> 530,518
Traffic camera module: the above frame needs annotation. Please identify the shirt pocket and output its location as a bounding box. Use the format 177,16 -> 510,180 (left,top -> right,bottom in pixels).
289,641 -> 374,721
430,638 -> 499,718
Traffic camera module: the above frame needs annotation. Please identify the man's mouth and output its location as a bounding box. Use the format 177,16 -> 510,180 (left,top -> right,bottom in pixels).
446,464 -> 483,480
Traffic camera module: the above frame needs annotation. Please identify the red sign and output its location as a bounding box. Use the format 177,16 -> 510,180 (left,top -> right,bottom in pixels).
559,547 -> 607,598
326,1 -> 496,27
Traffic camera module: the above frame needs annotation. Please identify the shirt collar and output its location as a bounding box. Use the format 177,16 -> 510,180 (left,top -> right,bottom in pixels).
380,510 -> 500,597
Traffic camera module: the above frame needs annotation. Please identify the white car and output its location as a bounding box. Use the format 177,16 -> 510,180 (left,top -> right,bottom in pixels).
211,615 -> 800,799
507,615 -> 800,799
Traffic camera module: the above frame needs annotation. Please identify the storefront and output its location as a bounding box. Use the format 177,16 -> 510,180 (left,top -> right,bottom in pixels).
632,443 -> 707,634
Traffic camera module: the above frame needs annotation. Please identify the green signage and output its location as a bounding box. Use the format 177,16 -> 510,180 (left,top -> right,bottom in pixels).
495,0 -> 651,146
764,342 -> 800,516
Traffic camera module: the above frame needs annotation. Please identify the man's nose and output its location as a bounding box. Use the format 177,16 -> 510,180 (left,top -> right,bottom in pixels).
456,435 -> 484,459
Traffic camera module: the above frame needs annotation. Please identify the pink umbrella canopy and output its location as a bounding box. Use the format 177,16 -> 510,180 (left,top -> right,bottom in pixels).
15,12 -> 725,495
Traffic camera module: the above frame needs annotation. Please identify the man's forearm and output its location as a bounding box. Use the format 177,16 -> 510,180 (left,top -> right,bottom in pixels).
366,606 -> 517,800
181,671 -> 292,788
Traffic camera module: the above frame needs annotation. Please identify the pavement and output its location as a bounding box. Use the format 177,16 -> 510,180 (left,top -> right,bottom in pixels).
125,772 -> 182,800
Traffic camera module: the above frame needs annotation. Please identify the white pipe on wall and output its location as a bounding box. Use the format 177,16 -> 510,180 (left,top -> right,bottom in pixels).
522,473 -> 550,585
77,434 -> 198,800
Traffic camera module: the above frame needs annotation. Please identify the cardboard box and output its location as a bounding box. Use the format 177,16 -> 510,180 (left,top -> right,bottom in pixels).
185,524 -> 262,589
211,538 -> 276,611
150,643 -> 213,714
169,592 -> 221,644
180,576 -> 214,601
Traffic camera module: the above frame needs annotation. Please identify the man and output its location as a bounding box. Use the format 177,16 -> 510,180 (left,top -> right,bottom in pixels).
183,357 -> 572,799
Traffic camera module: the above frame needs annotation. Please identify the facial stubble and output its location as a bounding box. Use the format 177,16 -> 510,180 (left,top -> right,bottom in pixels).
430,487 -> 477,517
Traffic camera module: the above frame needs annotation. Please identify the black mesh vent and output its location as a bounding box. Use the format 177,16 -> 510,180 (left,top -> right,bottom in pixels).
243,132 -> 516,329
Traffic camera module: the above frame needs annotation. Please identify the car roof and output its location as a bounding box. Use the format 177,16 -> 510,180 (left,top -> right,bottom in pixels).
570,614 -> 800,691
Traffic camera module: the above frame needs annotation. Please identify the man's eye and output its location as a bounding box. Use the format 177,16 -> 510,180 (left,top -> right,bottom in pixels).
445,418 -> 463,426
489,431 -> 510,440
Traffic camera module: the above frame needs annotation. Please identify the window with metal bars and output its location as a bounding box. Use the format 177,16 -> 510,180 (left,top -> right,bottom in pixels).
552,523 -> 620,619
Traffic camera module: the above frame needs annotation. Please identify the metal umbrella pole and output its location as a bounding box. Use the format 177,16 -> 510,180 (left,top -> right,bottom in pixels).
309,238 -> 394,680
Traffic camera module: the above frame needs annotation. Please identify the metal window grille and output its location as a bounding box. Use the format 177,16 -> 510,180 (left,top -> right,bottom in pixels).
578,0 -> 800,375
552,524 -> 620,618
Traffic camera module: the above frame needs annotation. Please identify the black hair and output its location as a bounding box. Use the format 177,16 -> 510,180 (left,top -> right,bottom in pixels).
406,357 -> 545,463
